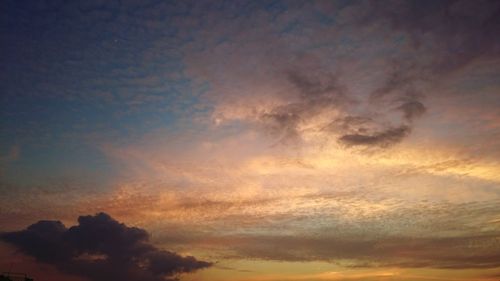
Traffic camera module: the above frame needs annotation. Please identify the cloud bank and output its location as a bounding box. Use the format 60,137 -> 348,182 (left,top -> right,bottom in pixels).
208,232 -> 500,269
1,213 -> 211,281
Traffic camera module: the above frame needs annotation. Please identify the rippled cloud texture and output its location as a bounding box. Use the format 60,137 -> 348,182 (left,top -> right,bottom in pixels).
1,0 -> 500,281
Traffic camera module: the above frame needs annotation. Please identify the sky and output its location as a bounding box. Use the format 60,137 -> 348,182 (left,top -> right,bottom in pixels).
1,0 -> 500,280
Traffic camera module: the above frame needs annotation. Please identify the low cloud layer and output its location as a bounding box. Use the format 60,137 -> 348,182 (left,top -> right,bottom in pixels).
1,213 -> 211,281
212,233 -> 500,269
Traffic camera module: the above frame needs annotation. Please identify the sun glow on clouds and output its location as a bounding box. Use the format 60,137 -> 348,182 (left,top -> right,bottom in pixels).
2,1 -> 500,280
103,126 -> 500,201
94,127 -> 500,242
84,112 -> 500,278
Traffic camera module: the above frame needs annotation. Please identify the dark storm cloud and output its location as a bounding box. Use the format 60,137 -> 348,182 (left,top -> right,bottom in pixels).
1,213 -> 211,281
338,125 -> 411,147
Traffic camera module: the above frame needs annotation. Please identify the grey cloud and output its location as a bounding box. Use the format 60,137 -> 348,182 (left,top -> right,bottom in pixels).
286,71 -> 347,102
339,125 -> 411,147
369,0 -> 500,66
329,110 -> 417,148
178,2 -> 449,148
340,0 -> 499,147
330,116 -> 373,132
397,101 -> 426,121
368,63 -> 425,114
260,109 -> 302,144
226,36 -> 429,149
361,62 -> 426,147
147,196 -> 500,270
369,65 -> 418,102
323,115 -> 374,143
203,233 -> 500,269
257,71 -> 353,144
1,213 -> 211,281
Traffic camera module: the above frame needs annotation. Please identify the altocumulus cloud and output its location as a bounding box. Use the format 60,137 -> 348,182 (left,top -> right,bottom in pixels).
1,213 -> 211,281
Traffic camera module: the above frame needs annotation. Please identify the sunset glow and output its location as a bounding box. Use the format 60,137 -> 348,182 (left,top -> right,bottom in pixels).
1,1 -> 500,281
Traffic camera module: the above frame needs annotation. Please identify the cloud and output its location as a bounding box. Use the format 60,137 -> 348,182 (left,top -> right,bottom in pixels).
1,213 -> 211,281
180,0 -> 500,151
183,8 -> 420,148
397,101 -> 426,121
338,125 -> 411,147
138,195 -> 500,270
222,68 -> 421,149
201,233 -> 500,269
366,0 -> 500,73
257,71 -> 352,144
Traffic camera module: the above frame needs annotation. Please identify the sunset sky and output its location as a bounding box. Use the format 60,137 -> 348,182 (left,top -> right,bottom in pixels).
1,1 -> 500,281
